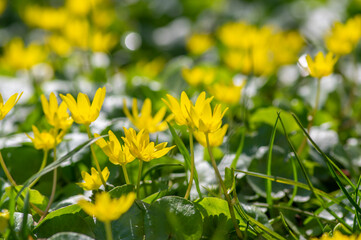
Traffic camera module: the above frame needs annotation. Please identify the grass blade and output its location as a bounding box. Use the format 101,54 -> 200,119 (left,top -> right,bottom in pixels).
231,126 -> 246,169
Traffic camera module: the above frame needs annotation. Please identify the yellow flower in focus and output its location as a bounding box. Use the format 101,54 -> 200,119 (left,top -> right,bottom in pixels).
186,33 -> 214,55
94,131 -> 135,165
162,91 -> 213,129
0,210 -> 9,234
91,31 -> 117,53
182,66 -> 215,87
60,87 -> 106,125
122,128 -> 175,162
41,93 -> 73,130
192,101 -> 228,134
194,124 -> 228,147
325,15 -> 361,55
78,191 -> 135,222
77,167 -> 109,191
305,52 -> 338,78
26,126 -> 64,151
0,0 -> 6,16
0,92 -> 22,120
47,35 -> 71,56
123,98 -> 171,133
207,81 -> 244,105
2,38 -> 47,70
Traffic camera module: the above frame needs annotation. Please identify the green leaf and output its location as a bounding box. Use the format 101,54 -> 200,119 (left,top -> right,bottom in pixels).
48,232 -> 95,240
34,205 -> 94,239
224,167 -> 235,193
144,196 -> 203,239
250,107 -> 298,132
108,184 -> 135,198
5,186 -> 48,212
142,190 -> 168,204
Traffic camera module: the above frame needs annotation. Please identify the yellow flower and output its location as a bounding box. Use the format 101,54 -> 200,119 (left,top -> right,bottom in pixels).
77,167 -> 110,191
24,6 -> 68,31
65,0 -> 92,16
2,38 -> 47,70
78,191 -> 135,222
94,130 -> 135,165
123,98 -> 171,133
63,18 -> 89,49
194,124 -> 228,147
162,91 -> 213,129
0,210 -> 9,234
122,128 -> 175,162
207,81 -> 245,105
305,52 -> 338,78
186,33 -> 214,55
325,15 -> 361,55
26,126 -> 64,151
60,87 -> 106,125
47,35 -> 72,56
0,92 -> 22,120
312,231 -> 360,240
191,101 -> 228,134
41,93 -> 73,130
91,31 -> 117,53
0,0 -> 6,16
182,66 -> 215,87
135,58 -> 165,79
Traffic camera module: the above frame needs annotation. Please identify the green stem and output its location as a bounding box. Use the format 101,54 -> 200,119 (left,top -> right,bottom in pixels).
184,129 -> 194,200
121,165 -> 130,185
105,221 -> 113,240
136,160 -> 143,199
85,125 -> 107,189
205,133 -> 243,239
0,150 -> 17,186
29,150 -> 48,188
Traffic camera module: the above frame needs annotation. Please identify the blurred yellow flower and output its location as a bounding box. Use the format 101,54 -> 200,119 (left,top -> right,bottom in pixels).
77,167 -> 109,191
47,35 -> 72,56
186,33 -> 214,55
312,231 -> 360,240
0,210 -> 9,234
91,31 -> 117,53
63,18 -> 89,49
325,15 -> 361,55
26,126 -> 64,151
123,98 -> 171,133
65,0 -> 92,16
122,128 -> 175,162
306,52 -> 338,78
94,130 -> 135,165
194,124 -> 228,147
78,191 -> 135,222
2,38 -> 47,70
207,81 -> 245,105
182,66 -> 215,87
272,31 -> 304,65
60,87 -> 106,125
92,8 -> 115,29
135,58 -> 165,79
41,93 -> 73,130
0,92 -> 22,120
24,6 -> 68,31
0,0 -> 6,16
162,91 -> 213,129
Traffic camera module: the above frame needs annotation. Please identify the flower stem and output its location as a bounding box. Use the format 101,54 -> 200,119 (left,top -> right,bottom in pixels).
29,150 -> 48,188
205,133 -> 243,239
0,150 -> 17,186
136,160 -> 143,199
297,78 -> 321,155
121,165 -> 130,185
105,221 -> 113,240
184,129 -> 195,200
85,125 -> 107,189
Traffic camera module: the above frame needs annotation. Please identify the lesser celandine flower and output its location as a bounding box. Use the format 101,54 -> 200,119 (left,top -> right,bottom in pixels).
325,15 -> 361,56
207,81 -> 245,105
312,231 -> 361,240
162,91 -> 213,129
78,191 -> 135,222
26,126 -> 64,151
194,124 -> 228,147
186,33 -> 214,55
122,128 -> 175,162
305,52 -> 338,79
0,92 -> 22,120
41,93 -> 73,130
77,167 -> 110,191
123,98 -> 171,133
182,66 -> 215,87
60,87 -> 106,125
94,131 -> 135,166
